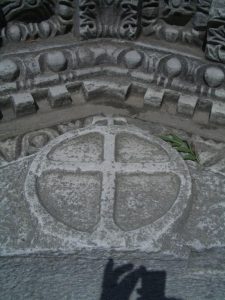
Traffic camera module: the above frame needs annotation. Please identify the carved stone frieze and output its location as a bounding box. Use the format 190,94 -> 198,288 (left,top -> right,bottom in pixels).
206,25 -> 225,63
141,0 -> 207,46
192,0 -> 212,30
0,39 -> 225,126
77,0 -> 141,39
205,0 -> 225,63
0,0 -> 225,64
141,0 -> 159,36
0,120 -> 83,166
160,0 -> 195,26
0,0 -> 74,44
0,0 -> 55,22
0,40 -> 225,103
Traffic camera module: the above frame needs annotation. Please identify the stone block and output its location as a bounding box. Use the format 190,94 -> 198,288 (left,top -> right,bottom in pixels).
82,80 -> 131,101
34,74 -> 59,88
210,102 -> 225,125
0,82 -> 17,94
177,95 -> 198,116
163,89 -> 180,102
144,88 -> 164,108
11,93 -> 37,117
48,85 -> 72,108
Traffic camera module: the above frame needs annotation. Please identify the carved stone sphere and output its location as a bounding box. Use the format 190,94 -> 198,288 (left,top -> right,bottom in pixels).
0,59 -> 20,82
45,51 -> 67,72
6,24 -> 22,42
164,57 -> 182,77
204,66 -> 225,88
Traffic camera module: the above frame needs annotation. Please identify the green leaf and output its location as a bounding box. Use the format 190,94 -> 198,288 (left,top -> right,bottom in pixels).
183,154 -> 197,161
160,134 -> 199,163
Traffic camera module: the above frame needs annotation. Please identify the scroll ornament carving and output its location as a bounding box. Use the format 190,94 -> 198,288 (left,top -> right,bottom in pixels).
192,0 -> 212,30
206,25 -> 225,63
161,0 -> 195,26
141,0 -> 159,35
0,0 -> 74,43
79,0 -> 140,39
1,0 -> 225,65
204,0 -> 225,63
141,0 -> 206,45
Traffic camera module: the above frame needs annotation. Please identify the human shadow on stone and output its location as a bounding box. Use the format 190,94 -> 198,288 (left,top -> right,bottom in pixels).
100,259 -> 182,300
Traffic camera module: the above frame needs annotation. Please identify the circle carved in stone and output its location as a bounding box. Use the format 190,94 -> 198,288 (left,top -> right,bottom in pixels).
24,124 -> 192,249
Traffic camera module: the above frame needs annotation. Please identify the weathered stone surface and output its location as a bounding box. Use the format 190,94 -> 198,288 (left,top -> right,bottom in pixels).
21,129 -> 59,157
0,59 -> 19,82
82,80 -> 131,101
210,102 -> 225,125
193,0 -> 211,30
164,57 -> 182,78
177,95 -> 198,116
45,51 -> 67,73
0,122 -> 193,253
124,50 -> 143,69
191,135 -> 225,166
144,88 -> 164,108
160,0 -> 195,26
204,66 -> 225,88
1,117 -> 225,299
0,157 -> 36,254
0,1 -> 225,298
0,39 -> 225,125
11,92 -> 37,117
115,173 -> 180,231
1,254 -> 225,300
205,0 -> 225,63
183,163 -> 225,249
37,172 -> 102,232
77,0 -> 141,39
24,124 -> 191,249
48,85 -> 72,108
0,0 -> 74,44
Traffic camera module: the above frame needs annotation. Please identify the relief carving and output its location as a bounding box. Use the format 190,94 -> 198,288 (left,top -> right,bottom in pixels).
160,0 -> 195,26
24,124 -> 192,246
141,0 -> 159,35
0,0 -> 74,43
205,0 -> 225,63
78,0 -> 141,39
192,0 -> 212,30
0,0 -> 55,23
206,25 -> 225,63
141,0 -> 206,46
0,1 -> 225,65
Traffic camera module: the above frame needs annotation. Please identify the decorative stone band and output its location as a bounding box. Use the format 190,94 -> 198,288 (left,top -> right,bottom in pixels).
0,40 -> 225,125
0,0 -> 225,64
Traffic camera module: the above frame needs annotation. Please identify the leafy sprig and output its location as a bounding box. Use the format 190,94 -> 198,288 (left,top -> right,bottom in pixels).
160,134 -> 199,163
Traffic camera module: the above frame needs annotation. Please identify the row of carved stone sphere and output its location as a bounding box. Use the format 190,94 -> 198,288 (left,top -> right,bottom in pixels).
0,49 -> 224,89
